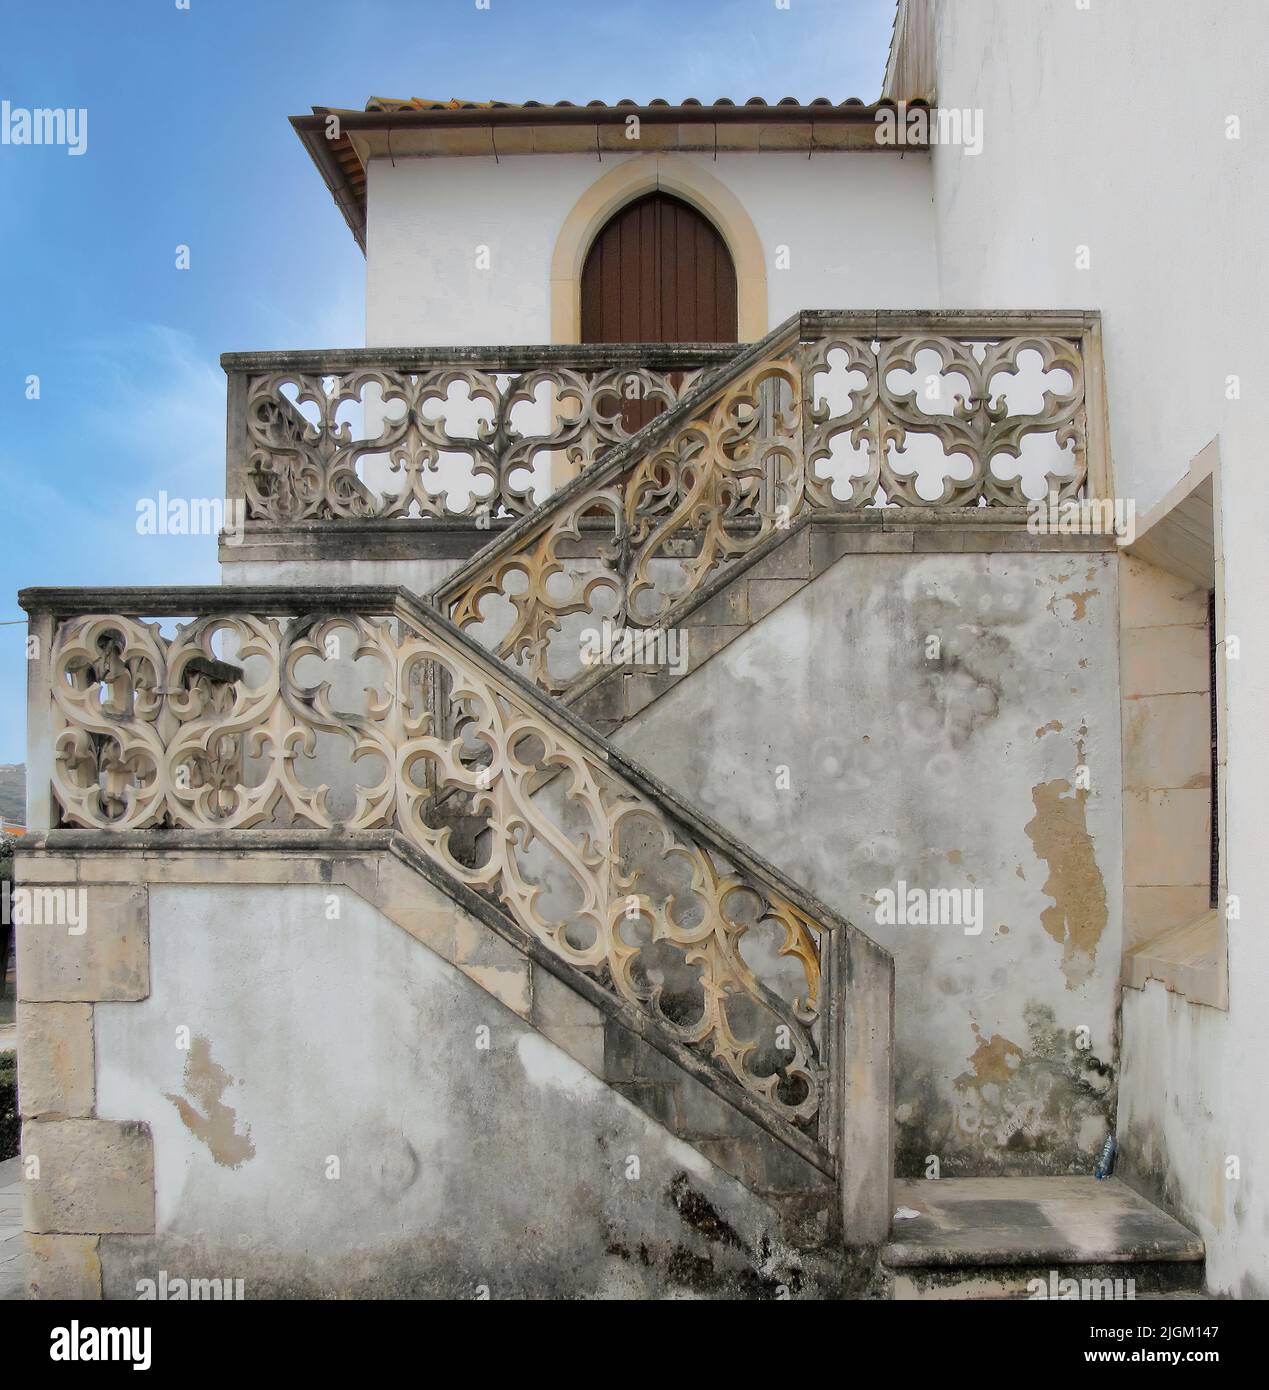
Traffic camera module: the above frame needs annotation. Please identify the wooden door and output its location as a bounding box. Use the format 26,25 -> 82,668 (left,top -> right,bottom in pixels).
581,192 -> 737,431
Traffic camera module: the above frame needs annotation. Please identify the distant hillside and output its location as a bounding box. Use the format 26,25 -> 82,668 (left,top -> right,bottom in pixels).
0,765 -> 25,825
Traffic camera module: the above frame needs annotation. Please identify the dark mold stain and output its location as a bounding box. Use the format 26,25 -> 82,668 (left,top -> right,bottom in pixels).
895,1005 -> 1115,1178
668,1171 -> 745,1250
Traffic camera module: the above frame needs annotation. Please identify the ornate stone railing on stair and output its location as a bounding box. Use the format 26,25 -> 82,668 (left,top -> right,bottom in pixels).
222,313 -> 1108,700
21,585 -> 893,1194
427,310 -> 1109,697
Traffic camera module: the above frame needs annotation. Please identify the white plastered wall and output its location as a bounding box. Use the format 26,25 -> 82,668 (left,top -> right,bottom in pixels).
925,0 -> 1269,1296
364,148 -> 939,346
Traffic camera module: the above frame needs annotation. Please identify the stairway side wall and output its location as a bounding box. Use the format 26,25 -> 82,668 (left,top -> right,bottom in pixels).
616,544 -> 1123,1178
21,862 -> 835,1298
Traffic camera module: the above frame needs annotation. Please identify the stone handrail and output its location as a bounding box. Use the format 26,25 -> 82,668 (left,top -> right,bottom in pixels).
434,309 -> 1109,696
20,584 -> 893,1158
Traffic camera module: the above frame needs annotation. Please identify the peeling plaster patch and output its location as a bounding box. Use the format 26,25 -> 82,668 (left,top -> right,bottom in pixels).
514,1033 -> 594,1100
1035,720 -> 1064,739
943,1006 -> 1114,1163
1049,588 -> 1100,621
956,1025 -> 1024,1092
1024,779 -> 1108,988
164,1036 -> 255,1169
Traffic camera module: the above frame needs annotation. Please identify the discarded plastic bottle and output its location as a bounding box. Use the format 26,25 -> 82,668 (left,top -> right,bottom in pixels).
1095,1134 -> 1116,1180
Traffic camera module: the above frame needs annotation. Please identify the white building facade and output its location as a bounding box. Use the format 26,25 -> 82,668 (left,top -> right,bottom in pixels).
15,0 -> 1267,1301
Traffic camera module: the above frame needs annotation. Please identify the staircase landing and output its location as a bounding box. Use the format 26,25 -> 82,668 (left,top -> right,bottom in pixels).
884,1177 -> 1205,1300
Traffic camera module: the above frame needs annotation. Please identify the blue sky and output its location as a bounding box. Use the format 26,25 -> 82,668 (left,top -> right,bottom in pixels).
0,0 -> 895,766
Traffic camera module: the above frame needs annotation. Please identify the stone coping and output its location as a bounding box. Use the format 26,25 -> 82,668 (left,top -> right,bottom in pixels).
218,509 -> 1120,565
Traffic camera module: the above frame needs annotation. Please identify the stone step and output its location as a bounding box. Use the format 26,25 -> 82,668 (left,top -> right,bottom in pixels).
883,1177 -> 1205,1300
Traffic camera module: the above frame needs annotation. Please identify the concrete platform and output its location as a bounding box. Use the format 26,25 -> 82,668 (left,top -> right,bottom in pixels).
884,1177 -> 1205,1299
886,1177 -> 1204,1266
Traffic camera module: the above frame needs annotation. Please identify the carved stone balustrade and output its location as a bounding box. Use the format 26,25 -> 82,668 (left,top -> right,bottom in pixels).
431,311 -> 1111,696
19,585 -> 887,1149
223,314 -> 1108,700
223,344 -> 737,524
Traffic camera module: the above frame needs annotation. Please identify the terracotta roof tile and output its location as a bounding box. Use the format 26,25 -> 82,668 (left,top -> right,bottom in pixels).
361,95 -> 882,113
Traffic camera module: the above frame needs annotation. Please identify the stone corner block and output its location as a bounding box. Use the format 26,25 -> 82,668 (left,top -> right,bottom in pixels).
458,962 -> 532,1019
17,883 -> 149,1003
373,858 -> 459,961
27,1233 -> 103,1300
530,964 -> 604,1031
23,1118 -> 155,1236
17,1001 -> 95,1118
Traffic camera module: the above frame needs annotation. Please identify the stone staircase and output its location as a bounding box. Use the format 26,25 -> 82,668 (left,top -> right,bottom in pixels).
411,315 -> 1205,1297
19,580 -> 894,1297
16,308 -> 1209,1298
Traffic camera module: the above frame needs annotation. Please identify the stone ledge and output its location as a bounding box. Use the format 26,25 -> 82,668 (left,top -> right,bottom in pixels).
883,1176 -> 1204,1269
219,507 -> 1119,567
1125,909 -> 1228,1010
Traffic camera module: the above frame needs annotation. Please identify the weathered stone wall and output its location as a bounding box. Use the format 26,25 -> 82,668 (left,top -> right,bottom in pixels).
79,879 -> 833,1299
1114,561 -> 1255,1293
617,543 -> 1123,1178
13,862 -> 155,1298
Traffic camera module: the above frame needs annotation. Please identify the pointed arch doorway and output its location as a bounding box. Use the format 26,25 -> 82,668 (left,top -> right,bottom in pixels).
580,190 -> 738,431
580,191 -> 738,344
